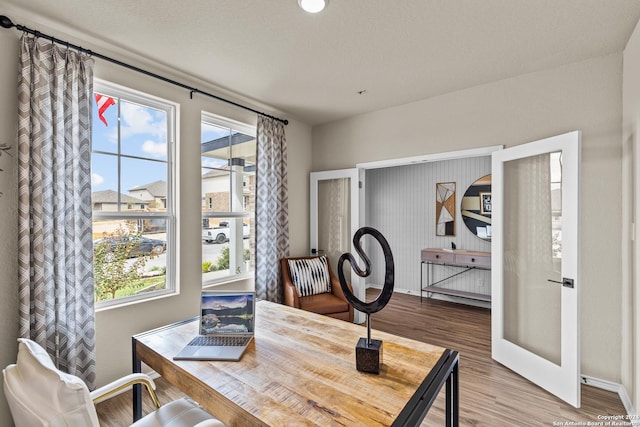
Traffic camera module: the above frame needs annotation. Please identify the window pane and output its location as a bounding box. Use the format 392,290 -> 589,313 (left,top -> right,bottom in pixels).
91,153 -> 119,212
202,167 -> 231,212
93,219 -> 167,303
201,116 -> 256,286
121,157 -> 168,211
120,100 -> 168,160
202,217 -> 252,281
202,123 -> 232,161
92,92 -> 118,154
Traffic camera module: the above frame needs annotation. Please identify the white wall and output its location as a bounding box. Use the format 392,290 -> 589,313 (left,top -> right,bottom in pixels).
0,24 -> 20,427
623,16 -> 640,414
0,10 -> 312,426
312,53 -> 624,383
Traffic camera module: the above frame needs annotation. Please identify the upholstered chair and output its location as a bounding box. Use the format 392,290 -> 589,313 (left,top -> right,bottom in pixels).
281,255 -> 354,322
3,338 -> 225,427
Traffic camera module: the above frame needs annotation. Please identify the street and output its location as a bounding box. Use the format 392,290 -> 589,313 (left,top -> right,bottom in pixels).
128,239 -> 250,277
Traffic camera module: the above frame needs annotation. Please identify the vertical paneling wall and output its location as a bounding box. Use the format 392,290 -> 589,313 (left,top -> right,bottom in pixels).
364,156 -> 491,299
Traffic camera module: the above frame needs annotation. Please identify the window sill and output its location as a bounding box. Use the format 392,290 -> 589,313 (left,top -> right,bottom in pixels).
95,288 -> 177,312
203,273 -> 255,290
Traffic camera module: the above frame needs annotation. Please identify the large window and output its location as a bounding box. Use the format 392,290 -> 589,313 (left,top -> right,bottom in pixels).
201,114 -> 255,285
92,81 -> 176,305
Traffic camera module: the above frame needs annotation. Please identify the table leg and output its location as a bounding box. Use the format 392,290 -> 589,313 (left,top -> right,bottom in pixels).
420,262 -> 423,302
446,360 -> 459,427
132,337 -> 142,422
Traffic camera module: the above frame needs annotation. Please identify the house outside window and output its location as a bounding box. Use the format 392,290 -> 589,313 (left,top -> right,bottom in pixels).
91,80 -> 177,306
201,113 -> 255,285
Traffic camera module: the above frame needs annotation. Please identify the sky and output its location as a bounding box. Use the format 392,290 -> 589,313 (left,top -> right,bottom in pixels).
202,294 -> 252,310
91,94 -> 169,194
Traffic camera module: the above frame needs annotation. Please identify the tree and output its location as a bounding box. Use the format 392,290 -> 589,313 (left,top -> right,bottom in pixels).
206,247 -> 250,272
93,223 -> 152,301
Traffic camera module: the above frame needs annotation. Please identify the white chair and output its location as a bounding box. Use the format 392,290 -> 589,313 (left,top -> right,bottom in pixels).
3,338 -> 225,427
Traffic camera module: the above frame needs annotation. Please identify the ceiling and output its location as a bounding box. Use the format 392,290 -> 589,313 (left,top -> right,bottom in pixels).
3,1 -> 640,126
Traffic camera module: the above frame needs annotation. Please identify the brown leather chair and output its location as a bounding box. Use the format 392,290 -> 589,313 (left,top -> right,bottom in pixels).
281,256 -> 354,322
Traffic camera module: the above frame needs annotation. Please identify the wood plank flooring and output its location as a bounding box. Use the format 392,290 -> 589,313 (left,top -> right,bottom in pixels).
96,290 -> 627,426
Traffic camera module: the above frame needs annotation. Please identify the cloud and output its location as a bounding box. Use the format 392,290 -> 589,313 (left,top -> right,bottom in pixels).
141,140 -> 167,158
92,173 -> 104,186
120,102 -> 167,139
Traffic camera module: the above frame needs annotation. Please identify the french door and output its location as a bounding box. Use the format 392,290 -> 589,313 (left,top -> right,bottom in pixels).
491,131 -> 581,407
310,169 -> 364,323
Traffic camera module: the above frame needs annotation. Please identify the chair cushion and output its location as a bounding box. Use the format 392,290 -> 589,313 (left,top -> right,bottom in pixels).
299,292 -> 349,315
132,397 -> 224,427
3,338 -> 99,427
287,256 -> 331,297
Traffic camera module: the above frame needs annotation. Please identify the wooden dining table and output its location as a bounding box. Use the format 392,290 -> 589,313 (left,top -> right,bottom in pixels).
132,300 -> 459,426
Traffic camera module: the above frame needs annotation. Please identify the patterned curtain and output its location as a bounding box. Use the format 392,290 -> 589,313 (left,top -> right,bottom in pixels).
17,35 -> 96,388
255,116 -> 289,302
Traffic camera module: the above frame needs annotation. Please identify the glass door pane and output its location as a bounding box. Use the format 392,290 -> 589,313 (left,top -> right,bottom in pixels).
317,178 -> 351,282
502,152 -> 563,365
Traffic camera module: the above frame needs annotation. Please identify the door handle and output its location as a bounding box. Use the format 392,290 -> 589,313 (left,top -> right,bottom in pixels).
547,278 -> 574,288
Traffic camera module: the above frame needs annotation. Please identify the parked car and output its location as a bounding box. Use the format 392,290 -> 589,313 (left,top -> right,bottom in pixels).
202,222 -> 250,244
94,235 -> 166,258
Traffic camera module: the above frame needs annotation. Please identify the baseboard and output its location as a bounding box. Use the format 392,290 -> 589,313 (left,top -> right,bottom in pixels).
581,376 -> 637,425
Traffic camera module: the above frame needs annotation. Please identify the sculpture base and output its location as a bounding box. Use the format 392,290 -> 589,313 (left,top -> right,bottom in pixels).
356,338 -> 383,374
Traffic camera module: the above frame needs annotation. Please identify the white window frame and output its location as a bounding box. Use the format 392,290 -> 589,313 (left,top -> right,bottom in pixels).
93,79 -> 178,308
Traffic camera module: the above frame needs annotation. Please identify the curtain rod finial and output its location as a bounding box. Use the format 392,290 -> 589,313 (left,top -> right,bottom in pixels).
0,15 -> 15,29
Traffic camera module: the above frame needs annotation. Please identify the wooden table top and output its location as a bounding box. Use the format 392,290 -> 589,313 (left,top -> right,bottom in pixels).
133,300 -> 449,427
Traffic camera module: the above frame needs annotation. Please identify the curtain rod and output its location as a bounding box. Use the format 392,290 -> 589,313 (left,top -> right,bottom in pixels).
0,15 -> 289,125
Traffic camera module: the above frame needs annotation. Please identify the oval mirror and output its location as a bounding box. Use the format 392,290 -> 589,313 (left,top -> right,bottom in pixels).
461,174 -> 492,241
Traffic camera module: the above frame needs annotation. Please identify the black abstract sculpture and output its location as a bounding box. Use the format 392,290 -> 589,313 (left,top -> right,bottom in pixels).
338,227 -> 394,374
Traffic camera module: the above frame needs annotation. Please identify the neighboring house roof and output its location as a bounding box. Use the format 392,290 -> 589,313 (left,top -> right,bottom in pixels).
128,180 -> 167,198
92,189 -> 147,204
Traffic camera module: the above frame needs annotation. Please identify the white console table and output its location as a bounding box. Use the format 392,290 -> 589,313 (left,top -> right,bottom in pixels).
420,248 -> 491,303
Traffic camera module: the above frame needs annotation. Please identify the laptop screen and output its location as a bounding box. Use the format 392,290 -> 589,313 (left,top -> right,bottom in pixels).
200,291 -> 255,335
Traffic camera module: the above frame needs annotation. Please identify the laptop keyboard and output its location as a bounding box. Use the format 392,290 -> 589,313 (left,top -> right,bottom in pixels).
189,335 -> 251,347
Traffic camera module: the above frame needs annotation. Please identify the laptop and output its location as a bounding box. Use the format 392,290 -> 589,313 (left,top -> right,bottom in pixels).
173,290 -> 256,361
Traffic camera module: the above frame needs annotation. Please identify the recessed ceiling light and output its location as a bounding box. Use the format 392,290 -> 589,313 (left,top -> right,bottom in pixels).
298,0 -> 327,13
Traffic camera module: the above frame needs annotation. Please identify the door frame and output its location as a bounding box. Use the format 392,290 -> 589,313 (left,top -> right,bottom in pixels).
310,168 -> 365,322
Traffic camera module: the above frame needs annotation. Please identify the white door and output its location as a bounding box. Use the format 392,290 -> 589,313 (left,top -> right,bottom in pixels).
491,131 -> 581,407
310,169 -> 364,323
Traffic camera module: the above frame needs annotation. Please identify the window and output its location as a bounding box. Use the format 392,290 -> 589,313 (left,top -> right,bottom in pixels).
91,81 -> 176,305
201,113 -> 255,285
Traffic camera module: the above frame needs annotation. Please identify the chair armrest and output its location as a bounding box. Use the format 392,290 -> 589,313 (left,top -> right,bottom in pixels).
281,258 -> 300,308
193,421 -> 226,427
90,373 -> 161,408
283,282 -> 300,308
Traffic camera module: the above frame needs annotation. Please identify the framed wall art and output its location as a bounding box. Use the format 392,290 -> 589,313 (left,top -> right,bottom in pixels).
436,182 -> 456,236
479,192 -> 492,215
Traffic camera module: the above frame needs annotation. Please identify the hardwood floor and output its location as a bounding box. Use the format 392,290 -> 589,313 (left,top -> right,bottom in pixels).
96,290 -> 626,426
